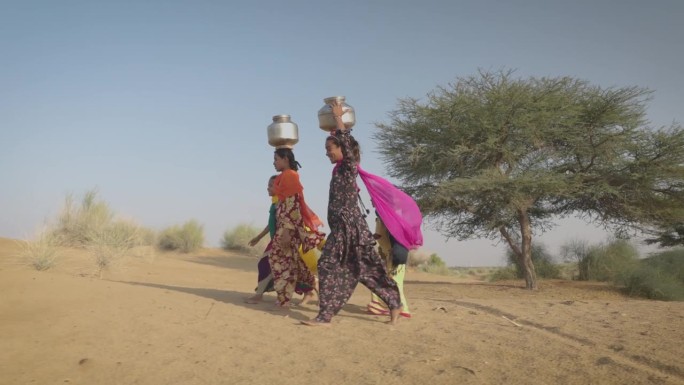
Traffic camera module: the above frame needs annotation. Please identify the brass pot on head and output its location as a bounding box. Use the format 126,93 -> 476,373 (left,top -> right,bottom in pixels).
317,96 -> 356,132
267,114 -> 299,149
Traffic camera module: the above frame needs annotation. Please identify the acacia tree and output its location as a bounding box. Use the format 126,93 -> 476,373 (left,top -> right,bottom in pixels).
375,70 -> 684,289
645,221 -> 684,247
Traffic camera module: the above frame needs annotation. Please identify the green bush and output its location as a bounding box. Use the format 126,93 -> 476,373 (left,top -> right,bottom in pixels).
618,265 -> 684,301
641,248 -> 684,282
615,248 -> 684,301
418,263 -> 453,275
578,239 -> 639,281
157,220 -> 204,253
488,266 -> 518,281
220,224 -> 264,257
428,253 -> 446,267
416,253 -> 453,275
506,243 -> 561,279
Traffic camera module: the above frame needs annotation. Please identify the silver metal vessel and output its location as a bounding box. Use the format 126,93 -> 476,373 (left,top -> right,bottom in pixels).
317,96 -> 356,131
267,114 -> 299,148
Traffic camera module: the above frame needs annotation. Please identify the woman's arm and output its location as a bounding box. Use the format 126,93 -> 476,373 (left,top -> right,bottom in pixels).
248,225 -> 269,247
331,100 -> 358,167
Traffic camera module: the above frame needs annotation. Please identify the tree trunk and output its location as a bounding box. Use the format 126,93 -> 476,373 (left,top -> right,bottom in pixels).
518,209 -> 537,290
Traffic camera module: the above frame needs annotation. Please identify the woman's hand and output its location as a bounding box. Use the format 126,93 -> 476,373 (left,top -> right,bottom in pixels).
331,100 -> 344,118
331,100 -> 346,132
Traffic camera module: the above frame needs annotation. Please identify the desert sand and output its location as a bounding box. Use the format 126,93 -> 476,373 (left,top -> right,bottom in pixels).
1,237 -> 683,385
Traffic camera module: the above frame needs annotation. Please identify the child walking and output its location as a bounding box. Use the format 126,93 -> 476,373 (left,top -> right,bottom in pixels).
244,175 -> 278,304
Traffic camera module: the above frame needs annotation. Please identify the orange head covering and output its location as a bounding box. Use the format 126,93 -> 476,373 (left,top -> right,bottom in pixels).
274,169 -> 323,229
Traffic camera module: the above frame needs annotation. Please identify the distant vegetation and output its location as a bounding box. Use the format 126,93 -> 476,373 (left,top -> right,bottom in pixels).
157,220 -> 205,253
20,229 -> 61,271
20,189 -> 204,276
220,224 -> 264,257
484,238 -> 684,301
17,189 -> 682,301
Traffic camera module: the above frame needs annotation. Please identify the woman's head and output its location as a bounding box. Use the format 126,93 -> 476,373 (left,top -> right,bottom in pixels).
325,135 -> 361,164
273,148 -> 301,172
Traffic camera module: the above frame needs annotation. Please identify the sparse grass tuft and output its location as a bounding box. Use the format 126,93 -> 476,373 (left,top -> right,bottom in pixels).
157,220 -> 204,253
416,253 -> 454,275
52,190 -> 114,247
488,266 -> 518,281
220,224 -> 264,257
20,231 -> 61,271
86,220 -> 152,277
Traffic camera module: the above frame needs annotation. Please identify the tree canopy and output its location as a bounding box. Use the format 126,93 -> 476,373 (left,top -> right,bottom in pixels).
375,70 -> 684,289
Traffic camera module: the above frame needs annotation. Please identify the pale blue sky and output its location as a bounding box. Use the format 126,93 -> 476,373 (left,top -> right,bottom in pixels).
2,0 -> 682,266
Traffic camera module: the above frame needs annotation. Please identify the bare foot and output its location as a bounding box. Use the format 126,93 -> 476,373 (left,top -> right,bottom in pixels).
301,319 -> 332,327
244,295 -> 262,304
269,303 -> 292,315
299,291 -> 317,306
386,308 -> 401,325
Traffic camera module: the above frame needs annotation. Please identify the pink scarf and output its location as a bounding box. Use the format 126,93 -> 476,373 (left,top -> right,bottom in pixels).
333,162 -> 423,249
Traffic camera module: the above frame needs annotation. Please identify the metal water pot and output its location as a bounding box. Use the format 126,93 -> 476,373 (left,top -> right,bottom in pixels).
317,96 -> 356,132
267,115 -> 299,149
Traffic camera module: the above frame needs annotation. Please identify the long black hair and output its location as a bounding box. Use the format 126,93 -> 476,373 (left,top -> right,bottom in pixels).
326,135 -> 361,163
274,148 -> 302,171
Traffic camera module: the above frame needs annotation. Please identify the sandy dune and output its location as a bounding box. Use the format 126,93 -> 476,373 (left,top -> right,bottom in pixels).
1,237 -> 683,385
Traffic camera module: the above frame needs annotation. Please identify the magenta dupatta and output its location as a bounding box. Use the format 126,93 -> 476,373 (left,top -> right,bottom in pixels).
357,165 -> 423,250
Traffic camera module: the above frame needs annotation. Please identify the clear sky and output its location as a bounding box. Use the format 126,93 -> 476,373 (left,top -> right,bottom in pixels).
2,0 -> 682,266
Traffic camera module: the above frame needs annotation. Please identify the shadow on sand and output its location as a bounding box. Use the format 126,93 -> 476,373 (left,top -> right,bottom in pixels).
115,280 -> 391,324
182,254 -> 256,273
405,280 -> 524,290
116,280 -> 310,321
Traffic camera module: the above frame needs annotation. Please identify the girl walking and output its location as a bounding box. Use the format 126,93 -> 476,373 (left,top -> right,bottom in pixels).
302,100 -> 402,326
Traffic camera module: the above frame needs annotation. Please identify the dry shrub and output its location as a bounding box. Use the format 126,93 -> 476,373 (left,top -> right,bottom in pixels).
157,220 -> 205,253
408,249 -> 430,267
20,230 -> 61,271
220,224 -> 265,257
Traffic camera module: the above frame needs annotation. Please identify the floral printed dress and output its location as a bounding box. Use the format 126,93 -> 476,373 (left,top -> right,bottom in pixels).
314,129 -> 401,323
269,174 -> 321,307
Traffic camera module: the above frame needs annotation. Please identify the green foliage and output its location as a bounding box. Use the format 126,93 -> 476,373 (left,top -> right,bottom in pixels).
418,252 -> 453,275
618,264 -> 684,301
578,239 -> 639,281
157,220 -> 204,253
220,224 -> 264,257
614,249 -> 684,301
488,266 -> 518,281
506,243 -> 561,279
641,248 -> 684,282
645,221 -> 684,247
428,253 -> 446,267
374,69 -> 684,288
